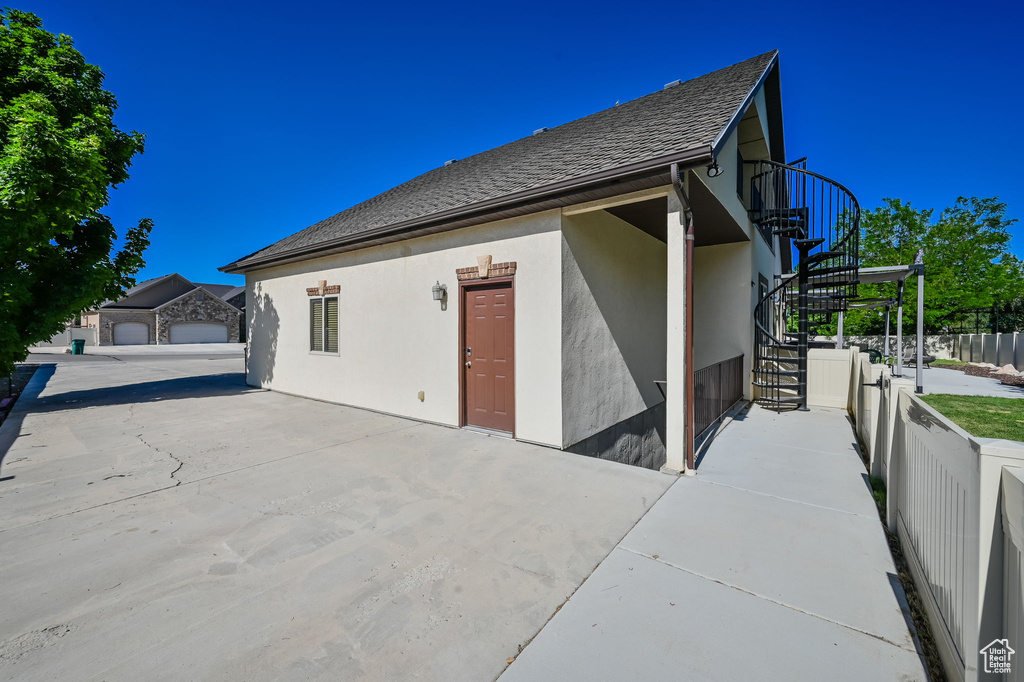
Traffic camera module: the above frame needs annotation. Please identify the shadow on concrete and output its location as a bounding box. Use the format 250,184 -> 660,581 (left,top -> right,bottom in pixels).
0,364 -> 55,477
25,372 -> 253,415
693,401 -> 751,470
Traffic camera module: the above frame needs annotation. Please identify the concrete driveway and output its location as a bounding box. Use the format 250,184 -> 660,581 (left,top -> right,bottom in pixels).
0,355 -> 671,681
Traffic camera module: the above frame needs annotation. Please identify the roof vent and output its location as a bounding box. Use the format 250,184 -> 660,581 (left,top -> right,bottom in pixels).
444,159 -> 457,166
533,127 -> 548,135
664,79 -> 681,89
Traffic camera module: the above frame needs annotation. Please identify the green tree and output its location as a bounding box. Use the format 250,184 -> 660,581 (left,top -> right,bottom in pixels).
0,9 -> 152,377
842,197 -> 1022,335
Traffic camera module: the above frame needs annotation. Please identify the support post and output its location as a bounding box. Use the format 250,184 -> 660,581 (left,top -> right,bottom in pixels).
883,305 -> 891,357
837,310 -> 844,349
796,241 -> 812,411
896,280 -> 904,377
663,188 -> 690,474
915,257 -> 925,394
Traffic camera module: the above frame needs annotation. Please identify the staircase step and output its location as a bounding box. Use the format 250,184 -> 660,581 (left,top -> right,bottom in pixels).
753,381 -> 802,389
778,341 -> 835,349
754,394 -> 805,404
753,369 -> 801,376
758,208 -> 808,219
760,216 -> 803,226
793,238 -> 826,249
771,395 -> 807,403
806,279 -> 857,288
807,281 -> 857,290
801,250 -> 845,265
807,264 -> 859,276
782,293 -> 838,301
772,226 -> 805,237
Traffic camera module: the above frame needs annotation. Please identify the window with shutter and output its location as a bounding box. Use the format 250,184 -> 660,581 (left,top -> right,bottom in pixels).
325,297 -> 339,353
310,298 -> 324,352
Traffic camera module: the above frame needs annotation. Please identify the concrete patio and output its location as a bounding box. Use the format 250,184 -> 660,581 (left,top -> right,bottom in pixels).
0,356 -> 671,681
502,405 -> 930,681
1,354 -> 930,681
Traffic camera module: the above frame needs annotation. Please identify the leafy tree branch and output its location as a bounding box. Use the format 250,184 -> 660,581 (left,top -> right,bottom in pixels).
0,9 -> 152,376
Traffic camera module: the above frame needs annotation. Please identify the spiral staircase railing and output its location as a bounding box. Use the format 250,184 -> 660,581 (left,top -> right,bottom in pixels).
748,159 -> 860,410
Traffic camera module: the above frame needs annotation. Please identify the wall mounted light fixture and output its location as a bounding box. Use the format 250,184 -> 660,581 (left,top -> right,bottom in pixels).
432,281 -> 448,311
431,281 -> 447,301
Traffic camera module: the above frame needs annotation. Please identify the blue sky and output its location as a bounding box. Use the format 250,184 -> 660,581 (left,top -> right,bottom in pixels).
18,0 -> 1024,285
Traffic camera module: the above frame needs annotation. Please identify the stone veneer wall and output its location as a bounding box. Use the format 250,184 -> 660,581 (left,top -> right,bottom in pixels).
225,292 -> 246,342
225,292 -> 245,310
97,310 -> 157,345
156,290 -> 240,344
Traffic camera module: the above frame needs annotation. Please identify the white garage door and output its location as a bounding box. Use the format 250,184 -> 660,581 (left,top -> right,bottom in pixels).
113,322 -> 149,345
170,323 -> 228,344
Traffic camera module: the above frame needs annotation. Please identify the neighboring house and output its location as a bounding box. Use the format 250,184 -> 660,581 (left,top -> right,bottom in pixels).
220,285 -> 247,342
81,274 -> 244,345
222,51 -> 859,473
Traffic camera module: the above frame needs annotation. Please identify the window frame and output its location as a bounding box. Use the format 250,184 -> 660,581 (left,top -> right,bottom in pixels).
309,294 -> 340,356
736,147 -> 745,201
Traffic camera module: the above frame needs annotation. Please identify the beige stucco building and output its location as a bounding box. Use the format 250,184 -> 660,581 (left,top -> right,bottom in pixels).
224,51 -> 790,473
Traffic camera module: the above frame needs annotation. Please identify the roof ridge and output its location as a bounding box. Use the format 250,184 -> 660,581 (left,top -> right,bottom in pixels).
509,50 -> 780,144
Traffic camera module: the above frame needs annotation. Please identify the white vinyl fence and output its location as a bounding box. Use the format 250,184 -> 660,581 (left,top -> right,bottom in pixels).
1004,468 -> 1024,682
30,327 -> 98,348
851,352 -> 1024,682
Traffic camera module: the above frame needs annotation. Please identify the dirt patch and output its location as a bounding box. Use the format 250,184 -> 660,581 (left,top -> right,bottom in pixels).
1000,374 -> 1024,387
0,364 -> 40,427
963,365 -> 996,377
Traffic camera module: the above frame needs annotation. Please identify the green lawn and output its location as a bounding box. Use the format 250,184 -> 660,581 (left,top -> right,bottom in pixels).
931,358 -> 967,367
920,394 -> 1024,442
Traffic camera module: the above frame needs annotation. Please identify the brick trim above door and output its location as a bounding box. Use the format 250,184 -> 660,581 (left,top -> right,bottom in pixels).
456,262 -> 517,281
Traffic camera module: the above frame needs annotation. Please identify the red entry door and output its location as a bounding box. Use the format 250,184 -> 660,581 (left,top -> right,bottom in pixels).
463,281 -> 515,434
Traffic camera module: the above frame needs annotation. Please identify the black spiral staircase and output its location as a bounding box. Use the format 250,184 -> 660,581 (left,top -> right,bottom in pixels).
749,159 -> 860,410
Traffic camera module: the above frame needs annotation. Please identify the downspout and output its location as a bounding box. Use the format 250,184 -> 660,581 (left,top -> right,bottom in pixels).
671,163 -> 696,472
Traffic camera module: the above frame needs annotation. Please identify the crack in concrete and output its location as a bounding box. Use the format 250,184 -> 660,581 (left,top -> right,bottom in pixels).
124,401 -> 183,486
617,546 -> 917,653
1,422 -> 426,534
693,477 -> 877,520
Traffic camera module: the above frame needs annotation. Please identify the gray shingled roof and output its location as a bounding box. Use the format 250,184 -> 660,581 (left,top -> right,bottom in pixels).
195,282 -> 238,299
231,51 -> 777,269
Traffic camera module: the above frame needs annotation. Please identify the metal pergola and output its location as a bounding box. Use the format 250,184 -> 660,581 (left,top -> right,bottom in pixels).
834,263 -> 926,393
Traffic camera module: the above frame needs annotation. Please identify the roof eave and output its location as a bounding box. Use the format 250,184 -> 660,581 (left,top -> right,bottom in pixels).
220,144 -> 713,274
102,273 -> 197,308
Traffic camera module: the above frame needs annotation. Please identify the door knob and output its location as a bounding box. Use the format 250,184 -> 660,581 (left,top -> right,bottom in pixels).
465,361 -> 472,368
